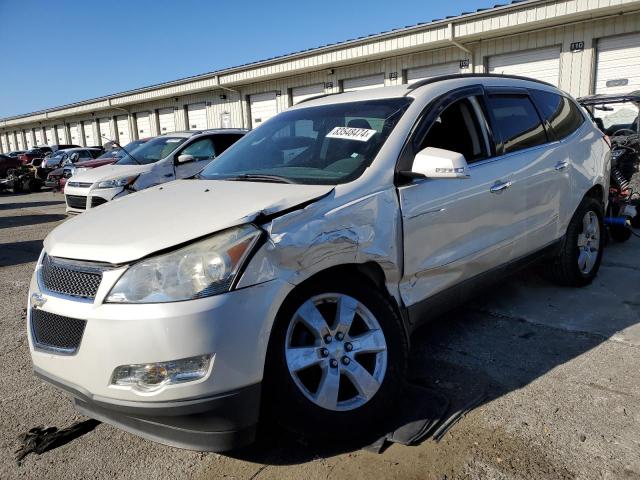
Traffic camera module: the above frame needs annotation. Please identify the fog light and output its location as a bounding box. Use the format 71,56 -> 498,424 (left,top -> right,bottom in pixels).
111,354 -> 212,392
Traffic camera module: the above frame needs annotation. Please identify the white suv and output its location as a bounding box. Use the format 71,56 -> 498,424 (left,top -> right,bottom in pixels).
28,75 -> 609,451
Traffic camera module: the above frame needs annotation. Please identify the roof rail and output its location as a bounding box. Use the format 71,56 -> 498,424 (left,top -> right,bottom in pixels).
406,73 -> 556,92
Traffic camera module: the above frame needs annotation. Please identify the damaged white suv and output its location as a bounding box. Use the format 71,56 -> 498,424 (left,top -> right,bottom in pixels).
28,75 -> 609,451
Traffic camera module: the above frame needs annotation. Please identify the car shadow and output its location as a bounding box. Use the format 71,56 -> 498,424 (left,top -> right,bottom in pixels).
226,256 -> 640,466
0,201 -> 64,211
0,214 -> 67,230
0,240 -> 43,267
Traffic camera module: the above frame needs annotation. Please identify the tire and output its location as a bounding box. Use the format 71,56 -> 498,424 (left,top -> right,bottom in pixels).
548,197 -> 604,287
264,274 -> 408,440
609,225 -> 632,242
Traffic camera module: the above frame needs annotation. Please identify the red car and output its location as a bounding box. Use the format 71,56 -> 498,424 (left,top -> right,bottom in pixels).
45,139 -> 149,190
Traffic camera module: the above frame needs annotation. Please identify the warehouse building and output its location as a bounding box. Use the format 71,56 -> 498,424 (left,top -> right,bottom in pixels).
1,0 -> 640,153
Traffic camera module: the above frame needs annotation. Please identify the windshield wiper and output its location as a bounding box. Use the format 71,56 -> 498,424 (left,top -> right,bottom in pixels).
223,174 -> 297,184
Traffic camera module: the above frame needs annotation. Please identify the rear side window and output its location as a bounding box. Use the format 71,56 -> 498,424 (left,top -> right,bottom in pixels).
530,90 -> 585,140
487,94 -> 547,155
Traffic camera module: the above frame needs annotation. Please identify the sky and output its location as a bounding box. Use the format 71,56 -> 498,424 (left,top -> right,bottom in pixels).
0,0 -> 500,118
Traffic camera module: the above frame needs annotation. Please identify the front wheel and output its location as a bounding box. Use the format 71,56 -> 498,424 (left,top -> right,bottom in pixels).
548,197 -> 604,287
264,276 -> 408,440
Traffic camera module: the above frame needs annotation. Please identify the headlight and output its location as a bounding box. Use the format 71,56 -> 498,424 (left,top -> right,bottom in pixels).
106,225 -> 261,303
96,175 -> 139,189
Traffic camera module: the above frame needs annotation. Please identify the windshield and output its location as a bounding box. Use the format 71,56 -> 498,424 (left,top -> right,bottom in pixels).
199,98 -> 412,185
116,137 -> 187,165
590,102 -> 639,134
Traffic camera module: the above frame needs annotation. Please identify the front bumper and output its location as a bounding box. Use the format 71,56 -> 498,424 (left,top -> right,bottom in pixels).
63,185 -> 121,213
35,367 -> 260,451
28,262 -> 292,449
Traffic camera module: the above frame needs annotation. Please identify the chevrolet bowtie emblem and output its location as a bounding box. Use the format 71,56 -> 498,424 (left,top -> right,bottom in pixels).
30,292 -> 46,309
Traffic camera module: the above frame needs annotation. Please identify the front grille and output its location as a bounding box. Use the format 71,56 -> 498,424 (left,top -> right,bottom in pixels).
40,254 -> 103,299
66,181 -> 93,188
65,194 -> 87,210
31,309 -> 86,354
90,196 -> 108,208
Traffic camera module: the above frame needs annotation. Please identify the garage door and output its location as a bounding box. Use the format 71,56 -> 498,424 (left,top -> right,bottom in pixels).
8,133 -> 16,151
116,116 -> 131,145
135,112 -> 151,138
98,118 -> 112,144
45,126 -> 55,145
594,33 -> 640,129
186,103 -> 208,130
407,62 -> 461,84
26,131 -> 34,149
56,125 -> 66,144
16,132 -> 25,150
250,92 -> 278,128
488,46 -> 561,86
82,121 -> 95,146
69,123 -> 81,145
35,129 -> 43,146
158,108 -> 176,134
292,83 -> 325,105
343,73 -> 385,92
1,135 -> 7,153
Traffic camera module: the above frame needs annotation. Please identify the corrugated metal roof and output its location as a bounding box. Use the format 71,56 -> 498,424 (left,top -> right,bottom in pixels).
0,0 -> 540,123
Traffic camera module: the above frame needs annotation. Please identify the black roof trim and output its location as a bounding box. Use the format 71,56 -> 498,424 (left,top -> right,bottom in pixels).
577,92 -> 640,105
406,73 -> 556,92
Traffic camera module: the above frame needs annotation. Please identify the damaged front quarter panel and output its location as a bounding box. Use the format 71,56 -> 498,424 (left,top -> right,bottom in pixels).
237,188 -> 404,303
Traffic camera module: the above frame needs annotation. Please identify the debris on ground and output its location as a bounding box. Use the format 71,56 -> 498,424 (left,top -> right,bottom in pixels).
15,419 -> 100,465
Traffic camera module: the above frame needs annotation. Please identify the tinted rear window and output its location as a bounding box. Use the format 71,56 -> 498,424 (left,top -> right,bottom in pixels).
530,90 -> 585,140
488,94 -> 547,154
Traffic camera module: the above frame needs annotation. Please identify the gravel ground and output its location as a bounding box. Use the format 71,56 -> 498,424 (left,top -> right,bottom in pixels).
0,190 -> 639,480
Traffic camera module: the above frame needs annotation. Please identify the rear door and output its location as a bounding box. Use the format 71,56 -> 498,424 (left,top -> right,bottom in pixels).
399,86 -> 523,310
484,88 -> 557,256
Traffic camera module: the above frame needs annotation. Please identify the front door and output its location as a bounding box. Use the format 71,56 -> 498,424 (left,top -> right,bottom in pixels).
398,90 -> 525,314
174,136 -> 217,179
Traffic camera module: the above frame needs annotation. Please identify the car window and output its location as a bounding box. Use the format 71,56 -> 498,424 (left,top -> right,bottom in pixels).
419,97 -> 488,163
212,134 -> 244,154
530,90 -> 585,140
487,94 -> 547,155
180,138 -> 216,161
116,136 -> 187,165
199,98 -> 412,185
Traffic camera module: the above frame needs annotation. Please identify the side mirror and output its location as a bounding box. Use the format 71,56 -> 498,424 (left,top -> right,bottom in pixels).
406,147 -> 470,179
177,154 -> 194,164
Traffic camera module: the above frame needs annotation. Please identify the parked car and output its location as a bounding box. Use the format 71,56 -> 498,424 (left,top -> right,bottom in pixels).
7,150 -> 25,158
19,147 -> 53,166
28,75 -> 609,452
40,148 -> 102,170
0,153 -> 22,177
63,129 -> 245,213
46,140 -> 149,190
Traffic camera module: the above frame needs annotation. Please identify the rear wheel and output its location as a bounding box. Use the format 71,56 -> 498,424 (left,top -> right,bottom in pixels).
264,276 -> 407,440
548,197 -> 604,286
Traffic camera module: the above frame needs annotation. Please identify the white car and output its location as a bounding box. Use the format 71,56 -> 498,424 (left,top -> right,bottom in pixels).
28,75 -> 609,451
63,129 -> 246,213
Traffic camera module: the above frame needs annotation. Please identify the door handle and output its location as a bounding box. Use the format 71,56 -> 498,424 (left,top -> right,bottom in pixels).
555,160 -> 569,171
490,181 -> 512,194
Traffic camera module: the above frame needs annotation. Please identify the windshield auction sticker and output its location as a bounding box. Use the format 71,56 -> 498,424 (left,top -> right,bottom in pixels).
326,126 -> 377,142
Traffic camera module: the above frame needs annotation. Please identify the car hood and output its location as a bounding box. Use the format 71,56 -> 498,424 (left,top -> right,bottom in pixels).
45,179 -> 334,264
71,163 -> 151,183
74,158 -> 117,169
